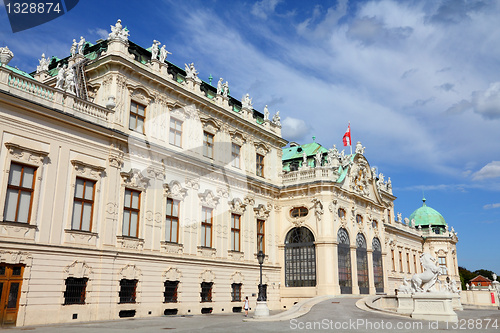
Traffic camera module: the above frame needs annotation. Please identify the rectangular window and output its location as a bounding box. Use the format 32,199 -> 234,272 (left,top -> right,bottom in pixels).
123,189 -> 140,237
200,282 -> 213,302
438,257 -> 447,275
165,198 -> 179,243
71,178 -> 96,232
64,277 -> 88,305
169,118 -> 182,147
257,219 -> 265,253
4,162 -> 36,223
164,280 -> 179,303
231,214 -> 240,252
231,283 -> 242,302
203,132 -> 214,159
256,154 -> 264,177
129,101 -> 146,133
119,279 -> 137,304
406,253 -> 410,273
201,207 -> 213,248
391,249 -> 395,271
414,254 -> 417,273
399,251 -> 403,272
231,143 -> 240,168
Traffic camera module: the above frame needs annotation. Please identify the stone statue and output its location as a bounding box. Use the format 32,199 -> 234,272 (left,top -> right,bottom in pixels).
36,53 -> 50,73
77,36 -> 85,55
315,150 -> 323,167
159,45 -> 171,62
410,219 -> 415,227
242,93 -> 252,108
185,63 -> 197,79
398,277 -> 412,294
223,81 -> 229,97
64,66 -> 76,94
327,145 -> 339,167
70,39 -> 77,57
466,283 -> 470,290
263,105 -> 269,121
355,141 -> 365,154
55,64 -> 66,89
108,19 -> 129,42
272,111 -> 281,126
217,78 -> 223,95
302,151 -> 307,167
387,177 -> 392,191
397,212 -> 402,223
410,253 -> 441,292
404,217 -> 410,225
151,40 -> 160,60
376,173 -> 385,189
493,273 -> 497,281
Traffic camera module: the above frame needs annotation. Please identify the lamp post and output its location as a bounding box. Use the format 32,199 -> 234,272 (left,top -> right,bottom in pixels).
254,250 -> 269,317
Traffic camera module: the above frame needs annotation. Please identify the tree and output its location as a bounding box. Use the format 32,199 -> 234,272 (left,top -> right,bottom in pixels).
458,266 -> 475,290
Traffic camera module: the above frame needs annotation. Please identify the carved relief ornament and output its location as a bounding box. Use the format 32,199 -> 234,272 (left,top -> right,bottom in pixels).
229,198 -> 247,215
71,160 -> 105,180
163,180 -> 188,201
120,168 -> 149,190
198,189 -> 220,208
5,142 -> 48,166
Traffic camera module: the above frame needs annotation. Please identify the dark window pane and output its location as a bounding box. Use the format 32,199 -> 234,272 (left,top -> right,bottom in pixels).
7,282 -> 20,308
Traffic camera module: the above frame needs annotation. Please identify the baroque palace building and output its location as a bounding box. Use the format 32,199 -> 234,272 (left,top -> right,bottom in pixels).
0,20 -> 459,327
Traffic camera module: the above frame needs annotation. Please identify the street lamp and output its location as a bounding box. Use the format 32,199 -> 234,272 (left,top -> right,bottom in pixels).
254,250 -> 269,317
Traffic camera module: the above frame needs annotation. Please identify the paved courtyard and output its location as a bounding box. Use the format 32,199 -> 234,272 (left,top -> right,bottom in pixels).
7,298 -> 500,332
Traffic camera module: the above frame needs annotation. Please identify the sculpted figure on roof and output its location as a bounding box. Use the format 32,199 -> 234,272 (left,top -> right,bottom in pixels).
315,150 -> 323,167
263,105 -> 269,121
242,93 -> 252,108
36,53 -> 50,73
327,145 -> 339,167
223,81 -> 229,97
55,64 -> 66,89
70,39 -> 77,57
185,63 -> 201,83
272,111 -> 281,126
151,40 -> 160,60
108,19 -> 129,42
355,141 -> 365,155
159,45 -> 171,62
217,78 -> 223,95
77,36 -> 85,55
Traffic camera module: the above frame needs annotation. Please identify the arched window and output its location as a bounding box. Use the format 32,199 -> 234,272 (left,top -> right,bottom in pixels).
356,234 -> 369,294
285,227 -> 316,287
337,228 -> 352,294
372,238 -> 384,293
338,208 -> 345,219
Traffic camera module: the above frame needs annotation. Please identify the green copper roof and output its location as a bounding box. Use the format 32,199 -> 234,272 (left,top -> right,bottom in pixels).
4,64 -> 33,79
409,198 -> 446,227
282,142 -> 327,161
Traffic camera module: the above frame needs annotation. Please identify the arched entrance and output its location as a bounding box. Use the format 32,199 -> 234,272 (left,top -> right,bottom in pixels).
284,227 -> 316,287
356,234 -> 369,294
372,237 -> 384,293
337,228 -> 352,294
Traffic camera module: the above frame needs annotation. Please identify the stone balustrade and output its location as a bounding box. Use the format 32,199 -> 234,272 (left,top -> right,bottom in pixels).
282,167 -> 339,186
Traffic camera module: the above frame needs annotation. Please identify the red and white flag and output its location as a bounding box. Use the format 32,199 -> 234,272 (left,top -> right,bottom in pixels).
342,123 -> 351,147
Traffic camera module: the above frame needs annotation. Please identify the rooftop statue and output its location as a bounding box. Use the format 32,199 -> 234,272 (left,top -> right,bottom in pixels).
272,111 -> 281,127
70,39 -> 77,57
108,19 -> 129,42
314,150 -> 323,167
77,36 -> 85,55
36,53 -> 50,73
217,78 -> 223,95
263,105 -> 269,121
64,66 -> 76,95
410,253 -> 441,293
151,40 -> 160,60
223,81 -> 229,97
159,45 -> 171,63
55,64 -> 67,90
242,93 -> 252,108
0,46 -> 14,66
355,141 -> 365,154
185,63 -> 200,82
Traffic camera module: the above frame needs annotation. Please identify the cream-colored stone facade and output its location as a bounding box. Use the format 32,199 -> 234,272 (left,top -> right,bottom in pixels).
0,22 -> 458,327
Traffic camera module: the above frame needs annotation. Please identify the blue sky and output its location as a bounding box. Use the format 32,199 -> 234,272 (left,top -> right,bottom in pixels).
1,0 -> 499,274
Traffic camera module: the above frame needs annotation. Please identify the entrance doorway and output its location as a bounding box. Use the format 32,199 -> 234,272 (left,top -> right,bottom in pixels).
0,264 -> 24,327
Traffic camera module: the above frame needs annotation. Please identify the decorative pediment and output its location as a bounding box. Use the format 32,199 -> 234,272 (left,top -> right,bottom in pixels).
200,117 -> 221,135
64,261 -> 92,278
198,189 -> 220,208
185,177 -> 200,190
229,130 -> 246,146
0,250 -> 32,265
71,160 -> 105,180
244,195 -> 255,206
5,142 -> 48,166
129,87 -> 152,105
120,168 -> 150,190
164,180 -> 188,201
230,271 -> 244,284
163,267 -> 182,281
349,160 -> 371,197
200,269 -> 215,282
254,141 -> 270,156
170,104 -> 197,121
229,198 -> 247,214
254,203 -> 271,220
119,264 -> 142,280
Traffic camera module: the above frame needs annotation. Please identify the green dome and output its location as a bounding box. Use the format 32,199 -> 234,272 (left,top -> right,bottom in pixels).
409,198 -> 446,227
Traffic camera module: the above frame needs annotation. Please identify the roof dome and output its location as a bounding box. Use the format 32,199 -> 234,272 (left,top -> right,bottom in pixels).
409,198 -> 446,227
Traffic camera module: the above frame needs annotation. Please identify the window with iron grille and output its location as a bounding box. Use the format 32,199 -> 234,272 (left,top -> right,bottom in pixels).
338,228 -> 352,294
165,198 -> 179,243
372,238 -> 384,293
164,280 -> 179,303
119,279 -> 137,304
71,178 -> 96,232
64,277 -> 88,305
4,162 -> 36,223
257,219 -> 265,253
284,227 -> 316,287
231,283 -> 242,302
200,282 -> 213,302
356,234 -> 369,294
129,101 -> 146,133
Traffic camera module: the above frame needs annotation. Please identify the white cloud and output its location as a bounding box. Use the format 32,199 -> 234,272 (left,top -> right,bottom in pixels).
484,203 -> 500,210
88,28 -> 109,40
472,161 -> 500,180
251,0 -> 282,19
471,82 -> 500,119
281,117 -> 311,143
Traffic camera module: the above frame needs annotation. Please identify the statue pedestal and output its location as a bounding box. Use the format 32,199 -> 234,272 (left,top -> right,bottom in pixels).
452,293 -> 463,311
396,293 -> 413,315
253,301 -> 269,318
411,293 -> 457,322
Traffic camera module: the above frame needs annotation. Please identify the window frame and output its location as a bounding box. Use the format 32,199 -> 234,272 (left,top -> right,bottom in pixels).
164,280 -> 179,303
257,219 -> 265,254
119,278 -> 138,304
230,214 -> 241,252
231,283 -> 242,302
201,207 -> 213,248
256,153 -> 264,177
3,162 -> 36,223
203,131 -> 214,159
71,177 -> 96,232
129,101 -> 146,133
290,207 -> 308,218
231,143 -> 241,168
165,198 -> 180,243
123,188 -> 141,238
63,277 -> 88,305
200,282 -> 213,302
438,256 -> 447,275
169,117 -> 183,147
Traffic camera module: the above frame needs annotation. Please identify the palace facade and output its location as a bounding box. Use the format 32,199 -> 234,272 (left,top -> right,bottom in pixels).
0,20 -> 459,327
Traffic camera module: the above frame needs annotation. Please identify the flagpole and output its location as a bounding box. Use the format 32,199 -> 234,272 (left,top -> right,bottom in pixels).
349,121 -> 352,155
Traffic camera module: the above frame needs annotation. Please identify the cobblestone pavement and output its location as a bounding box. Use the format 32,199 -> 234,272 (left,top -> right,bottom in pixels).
7,298 -> 500,332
